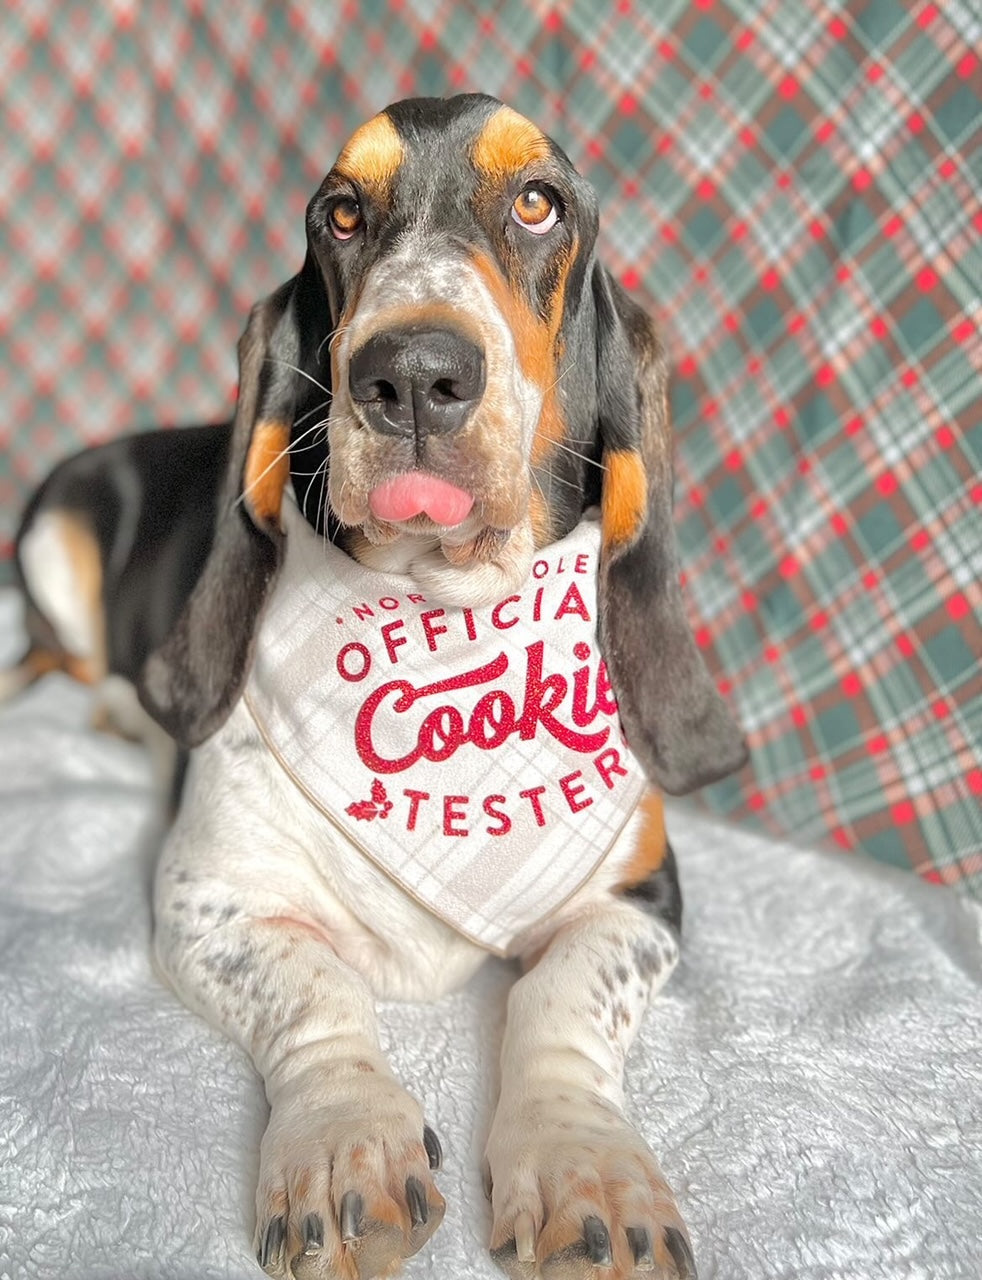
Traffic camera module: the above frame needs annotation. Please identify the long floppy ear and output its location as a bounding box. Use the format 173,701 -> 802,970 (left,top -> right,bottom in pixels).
139,273 -> 307,747
593,264 -> 748,795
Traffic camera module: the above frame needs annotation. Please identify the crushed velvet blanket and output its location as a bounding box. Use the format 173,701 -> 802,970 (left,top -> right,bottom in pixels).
0,592 -> 979,1280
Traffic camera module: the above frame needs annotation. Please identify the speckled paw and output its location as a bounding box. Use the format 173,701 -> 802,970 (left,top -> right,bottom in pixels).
254,1081 -> 445,1280
487,1096 -> 694,1280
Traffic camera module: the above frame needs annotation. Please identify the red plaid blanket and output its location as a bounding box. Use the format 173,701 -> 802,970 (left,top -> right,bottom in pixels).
1,1 -> 978,890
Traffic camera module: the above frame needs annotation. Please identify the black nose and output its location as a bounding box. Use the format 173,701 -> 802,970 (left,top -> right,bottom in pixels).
348,327 -> 486,438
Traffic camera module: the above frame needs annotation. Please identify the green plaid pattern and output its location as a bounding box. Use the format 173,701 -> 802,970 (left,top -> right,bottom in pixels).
1,1 -> 979,892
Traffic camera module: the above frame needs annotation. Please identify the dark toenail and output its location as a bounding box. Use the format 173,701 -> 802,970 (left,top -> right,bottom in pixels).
302,1212 -> 324,1254
406,1176 -> 429,1227
490,1240 -> 520,1268
664,1226 -> 697,1279
626,1226 -> 653,1267
583,1216 -> 613,1267
258,1215 -> 286,1269
340,1190 -> 364,1242
423,1124 -> 443,1170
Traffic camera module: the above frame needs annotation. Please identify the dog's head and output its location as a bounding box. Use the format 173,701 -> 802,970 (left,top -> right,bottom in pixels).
141,93 -> 747,794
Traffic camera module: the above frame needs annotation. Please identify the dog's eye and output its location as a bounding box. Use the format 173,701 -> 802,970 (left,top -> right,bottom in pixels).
329,198 -> 362,240
511,186 -> 559,235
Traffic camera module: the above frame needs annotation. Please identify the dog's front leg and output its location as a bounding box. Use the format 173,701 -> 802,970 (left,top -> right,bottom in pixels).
485,900 -> 695,1280
155,852 -> 444,1280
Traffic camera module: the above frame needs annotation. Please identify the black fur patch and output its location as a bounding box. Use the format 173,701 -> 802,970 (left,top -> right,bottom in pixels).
622,840 -> 683,936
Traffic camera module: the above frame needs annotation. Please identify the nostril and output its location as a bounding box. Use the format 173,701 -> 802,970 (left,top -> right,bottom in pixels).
430,378 -> 461,402
371,379 -> 399,403
349,327 -> 485,437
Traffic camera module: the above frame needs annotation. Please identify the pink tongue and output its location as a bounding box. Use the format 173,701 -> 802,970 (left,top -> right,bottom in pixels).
369,473 -> 474,527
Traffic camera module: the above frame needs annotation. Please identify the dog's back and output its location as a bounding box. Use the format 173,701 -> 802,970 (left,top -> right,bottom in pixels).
4,423 -> 231,703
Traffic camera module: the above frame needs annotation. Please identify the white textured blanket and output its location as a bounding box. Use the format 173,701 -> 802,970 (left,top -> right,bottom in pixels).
0,591 -> 979,1280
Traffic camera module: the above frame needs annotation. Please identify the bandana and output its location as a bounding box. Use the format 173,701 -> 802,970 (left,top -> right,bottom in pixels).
245,501 -> 645,955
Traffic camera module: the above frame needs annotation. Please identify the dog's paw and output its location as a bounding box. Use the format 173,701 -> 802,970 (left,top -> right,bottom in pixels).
485,1093 -> 695,1280
254,1069 -> 445,1279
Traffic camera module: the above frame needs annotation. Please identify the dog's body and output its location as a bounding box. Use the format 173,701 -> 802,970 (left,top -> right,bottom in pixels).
5,95 -> 746,1280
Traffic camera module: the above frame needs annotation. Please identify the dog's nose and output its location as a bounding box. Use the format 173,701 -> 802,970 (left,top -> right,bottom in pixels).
348,327 -> 486,438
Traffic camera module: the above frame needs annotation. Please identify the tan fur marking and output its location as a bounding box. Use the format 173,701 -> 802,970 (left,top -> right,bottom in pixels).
335,112 -> 404,198
472,105 -> 551,180
5,646 -> 99,697
471,250 -> 554,389
548,236 -> 576,346
258,915 -> 335,947
602,449 -> 649,549
244,421 -> 291,529
469,232 -> 574,472
25,650 -> 64,680
529,243 -> 576,466
619,791 -> 667,889
366,1195 -> 410,1232
531,386 -> 566,467
529,490 -> 554,549
267,1188 -> 289,1214
51,512 -> 107,680
63,654 -> 102,685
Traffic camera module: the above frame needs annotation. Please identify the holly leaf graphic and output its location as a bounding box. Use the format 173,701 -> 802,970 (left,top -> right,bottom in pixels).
346,800 -> 379,822
348,779 -> 392,822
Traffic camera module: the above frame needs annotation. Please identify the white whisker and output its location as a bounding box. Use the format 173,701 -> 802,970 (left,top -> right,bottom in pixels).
233,415 -> 337,511
535,466 -> 587,493
543,358 -> 578,396
533,431 -> 607,473
263,357 -> 334,400
292,397 -> 332,430
303,456 -> 330,525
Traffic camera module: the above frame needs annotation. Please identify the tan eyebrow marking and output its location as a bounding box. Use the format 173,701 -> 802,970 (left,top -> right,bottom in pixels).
472,104 -> 551,180
334,112 -> 404,196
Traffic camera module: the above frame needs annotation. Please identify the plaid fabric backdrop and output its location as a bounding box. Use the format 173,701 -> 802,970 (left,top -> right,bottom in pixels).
1,1 -> 979,892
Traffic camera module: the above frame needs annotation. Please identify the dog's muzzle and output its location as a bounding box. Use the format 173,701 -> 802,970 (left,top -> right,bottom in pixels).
348,326 -> 486,440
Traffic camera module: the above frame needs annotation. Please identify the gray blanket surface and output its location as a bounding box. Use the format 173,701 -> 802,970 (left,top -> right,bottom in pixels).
0,592 -> 979,1280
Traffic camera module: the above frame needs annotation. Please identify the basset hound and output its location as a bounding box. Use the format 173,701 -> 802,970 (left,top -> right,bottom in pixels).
6,94 -> 746,1280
